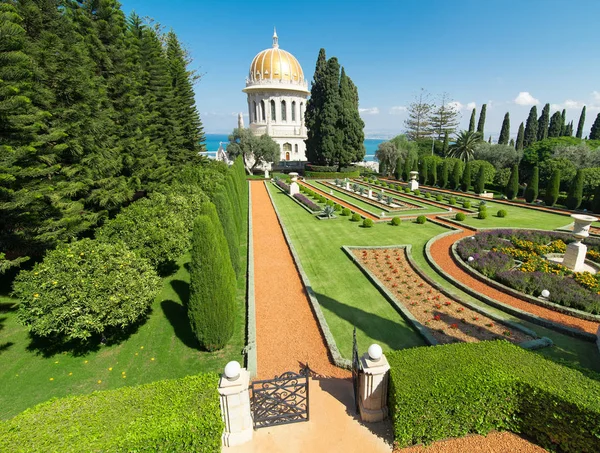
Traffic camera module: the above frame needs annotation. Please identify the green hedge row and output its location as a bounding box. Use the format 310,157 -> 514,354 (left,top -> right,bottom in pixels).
0,373 -> 223,453
304,170 -> 360,178
387,341 -> 600,452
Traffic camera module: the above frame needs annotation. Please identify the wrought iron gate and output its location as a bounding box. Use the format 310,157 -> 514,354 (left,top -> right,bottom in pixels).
251,370 -> 309,429
352,327 -> 360,413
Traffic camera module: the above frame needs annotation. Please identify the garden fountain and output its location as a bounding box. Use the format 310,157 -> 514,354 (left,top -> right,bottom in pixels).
547,214 -> 599,273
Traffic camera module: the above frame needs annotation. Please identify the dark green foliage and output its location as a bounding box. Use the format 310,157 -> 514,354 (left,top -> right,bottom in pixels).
403,156 -> 412,181
590,113 -> 600,140
428,160 -> 437,185
451,160 -> 462,189
560,109 -> 567,136
416,215 -> 427,224
13,239 -> 160,344
566,169 -> 584,210
544,169 -> 561,206
524,166 -> 539,202
592,185 -> 600,214
387,342 -> 600,452
379,160 -> 387,177
351,213 -> 361,222
394,157 -> 403,180
440,160 -> 449,188
524,106 -> 538,147
474,165 -> 486,194
391,217 -> 401,226
304,170 -> 359,178
463,200 -> 471,209
576,106 -> 586,139
362,218 -> 374,228
341,208 -> 351,216
188,203 -> 236,351
419,159 -> 428,184
509,138 -> 515,147
213,189 -> 240,277
338,67 -> 366,167
498,112 -> 510,145
537,103 -> 550,141
548,111 -> 563,138
305,48 -> 327,163
442,131 -> 449,155
477,210 -> 488,219
476,104 -> 486,136
505,164 -> 519,200
515,122 -> 525,151
497,209 -> 507,217
455,212 -> 466,221
468,108 -> 476,133
460,162 -> 472,191
449,197 -> 456,205
0,373 -> 223,453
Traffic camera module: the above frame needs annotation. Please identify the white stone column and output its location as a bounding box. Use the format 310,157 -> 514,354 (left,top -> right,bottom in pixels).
367,189 -> 373,198
358,344 -> 390,423
219,362 -> 253,447
289,172 -> 299,196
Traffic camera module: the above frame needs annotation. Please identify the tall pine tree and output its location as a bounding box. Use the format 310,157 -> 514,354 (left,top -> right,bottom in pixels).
516,122 -> 525,151
338,67 -> 365,168
590,113 -> 600,140
476,104 -> 486,136
548,111 -> 563,138
537,103 -> 550,141
576,106 -> 586,139
304,48 -> 327,163
523,106 -> 538,148
498,112 -> 510,145
468,108 -> 476,133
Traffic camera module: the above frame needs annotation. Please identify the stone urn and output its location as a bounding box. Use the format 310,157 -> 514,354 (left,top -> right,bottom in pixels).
563,214 -> 598,272
409,171 -> 419,191
288,172 -> 300,196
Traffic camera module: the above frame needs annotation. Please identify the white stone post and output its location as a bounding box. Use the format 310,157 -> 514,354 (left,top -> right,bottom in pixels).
409,171 -> 419,191
289,172 -> 300,196
345,182 -> 351,190
264,169 -> 269,179
367,189 -> 373,198
358,344 -> 390,423
219,361 -> 253,447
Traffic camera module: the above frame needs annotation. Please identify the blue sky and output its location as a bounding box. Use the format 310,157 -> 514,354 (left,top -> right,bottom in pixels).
120,0 -> 600,138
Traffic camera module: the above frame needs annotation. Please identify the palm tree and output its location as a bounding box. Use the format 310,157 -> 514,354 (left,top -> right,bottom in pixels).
448,130 -> 483,162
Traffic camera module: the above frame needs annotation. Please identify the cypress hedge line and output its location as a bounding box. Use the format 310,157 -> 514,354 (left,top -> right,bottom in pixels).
0,373 -> 223,453
304,170 -> 360,178
387,341 -> 600,452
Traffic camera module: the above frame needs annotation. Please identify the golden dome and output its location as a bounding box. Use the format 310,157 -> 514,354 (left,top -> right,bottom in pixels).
248,30 -> 304,84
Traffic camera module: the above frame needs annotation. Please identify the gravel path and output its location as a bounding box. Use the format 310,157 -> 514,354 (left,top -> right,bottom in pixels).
251,181 -> 350,379
428,226 -> 600,335
395,431 -> 547,452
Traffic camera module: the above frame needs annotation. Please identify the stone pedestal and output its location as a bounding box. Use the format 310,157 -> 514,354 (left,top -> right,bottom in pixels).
345,182 -> 351,190
358,352 -> 390,422
219,369 -> 252,447
367,189 -> 372,198
563,241 -> 587,272
264,170 -> 269,179
409,179 -> 419,191
289,182 -> 299,196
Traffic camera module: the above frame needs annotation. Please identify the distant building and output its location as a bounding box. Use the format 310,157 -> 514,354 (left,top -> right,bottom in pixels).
242,29 -> 309,163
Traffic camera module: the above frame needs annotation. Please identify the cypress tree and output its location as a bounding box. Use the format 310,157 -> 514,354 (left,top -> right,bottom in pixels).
440,160 -> 449,188
509,138 -> 515,147
589,113 -> 600,140
537,103 -> 550,141
188,204 -> 237,351
566,121 -> 573,136
305,48 -> 327,163
468,108 -> 476,133
395,157 -> 403,180
505,164 -> 519,200
460,162 -> 471,191
488,135 -> 492,143
592,185 -> 600,214
442,130 -> 449,155
548,111 -> 562,137
516,122 -> 525,151
524,106 -> 538,147
451,161 -> 462,190
213,189 -> 241,278
419,159 -> 428,184
338,67 -> 365,167
576,106 -> 586,139
474,165 -> 486,194
544,169 -> 561,207
429,160 -> 437,186
566,170 -> 584,210
560,109 -> 567,136
403,156 -> 411,181
498,112 -> 510,145
477,104 -> 487,136
318,57 -> 343,165
524,166 -> 539,203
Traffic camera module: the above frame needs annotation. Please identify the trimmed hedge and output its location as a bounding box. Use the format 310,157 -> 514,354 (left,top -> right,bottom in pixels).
304,170 -> 360,178
363,218 -> 374,228
497,209 -> 507,218
391,217 -> 401,226
0,373 -> 223,453
341,208 -> 351,216
455,212 -> 466,221
387,341 -> 600,452
416,215 -> 426,224
351,213 -> 361,222
213,189 -> 241,278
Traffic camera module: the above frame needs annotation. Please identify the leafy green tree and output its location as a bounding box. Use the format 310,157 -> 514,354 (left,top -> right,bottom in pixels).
544,169 -> 561,206
460,162 -> 472,191
537,103 -> 550,141
576,106 -> 586,139
498,112 -> 510,145
338,67 -> 365,166
404,89 -> 433,140
440,160 -> 449,188
516,122 -> 525,151
566,169 -> 584,210
548,111 -> 563,138
505,164 -> 519,200
451,159 -> 462,189
473,143 -> 521,171
305,48 -> 327,163
375,142 -> 399,177
524,106 -> 538,147
188,203 -> 237,351
474,165 -> 486,194
524,166 -> 539,203
469,160 -> 496,186
448,130 -> 483,162
226,128 -> 279,174
468,108 -> 476,133
13,239 -> 160,344
590,113 -> 600,140
476,104 -> 486,136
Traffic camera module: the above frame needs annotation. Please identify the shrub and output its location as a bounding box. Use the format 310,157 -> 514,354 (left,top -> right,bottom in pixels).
326,199 -> 334,207
525,166 -> 539,203
275,179 -> 290,192
334,203 -> 342,211
351,213 -> 361,222
424,192 -> 431,198
404,187 -> 411,193
455,212 -> 466,221
213,190 -> 241,278
463,200 -> 471,209
436,194 -> 443,202
363,218 -> 374,228
505,164 -> 519,200
449,197 -> 456,205
293,193 -> 320,211
544,169 -> 561,206
387,341 -> 600,452
478,210 -> 488,219
391,217 -> 401,226
474,164 -> 486,194
304,170 -> 359,178
460,162 -> 471,191
416,215 -> 427,224
341,207 -> 351,216
13,239 -> 160,344
566,169 -> 584,210
0,374 -> 223,453
497,209 -> 507,218
188,203 -> 237,351
414,189 -> 421,196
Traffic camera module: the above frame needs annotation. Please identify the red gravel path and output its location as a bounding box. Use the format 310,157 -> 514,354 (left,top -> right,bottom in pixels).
298,181 -> 380,220
251,181 -> 350,379
428,225 -> 600,335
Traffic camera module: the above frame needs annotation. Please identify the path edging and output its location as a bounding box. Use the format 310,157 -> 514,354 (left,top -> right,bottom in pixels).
263,182 -> 351,370
246,182 -> 257,378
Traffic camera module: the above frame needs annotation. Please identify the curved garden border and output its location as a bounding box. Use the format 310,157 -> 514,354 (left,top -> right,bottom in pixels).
343,245 -> 551,350
245,182 -> 257,378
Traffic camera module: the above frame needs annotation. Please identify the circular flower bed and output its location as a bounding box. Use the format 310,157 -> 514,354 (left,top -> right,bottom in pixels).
456,229 -> 600,315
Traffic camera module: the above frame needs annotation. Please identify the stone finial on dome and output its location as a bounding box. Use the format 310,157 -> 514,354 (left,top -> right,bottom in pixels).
272,27 -> 278,48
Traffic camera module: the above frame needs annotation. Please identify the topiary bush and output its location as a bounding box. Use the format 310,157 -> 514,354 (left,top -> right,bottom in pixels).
13,239 -> 161,344
404,187 -> 411,193
449,197 -> 456,205
478,210 -> 488,219
455,212 -> 466,221
424,192 -> 431,198
463,200 -> 471,209
414,189 -> 421,196
436,194 -> 443,202
391,217 -> 401,226
351,213 -> 361,222
497,209 -> 507,218
326,199 -> 334,207
334,203 -> 342,212
362,218 -> 374,228
0,373 -> 223,453
341,207 -> 351,216
416,215 -> 427,224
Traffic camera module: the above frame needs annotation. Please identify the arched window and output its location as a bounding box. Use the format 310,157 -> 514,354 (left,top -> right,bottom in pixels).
285,152 -> 290,161
300,102 -> 304,124
281,100 -> 287,121
253,101 -> 257,123
294,144 -> 298,153
291,101 -> 296,122
260,100 -> 266,122
270,100 -> 276,121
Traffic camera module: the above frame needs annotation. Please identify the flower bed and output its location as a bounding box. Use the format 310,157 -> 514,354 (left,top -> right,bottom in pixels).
275,178 -> 290,192
456,229 -> 600,315
293,193 -> 321,211
322,181 -> 423,212
353,247 -> 532,344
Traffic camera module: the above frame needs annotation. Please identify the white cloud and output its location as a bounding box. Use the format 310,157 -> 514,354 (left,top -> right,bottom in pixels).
359,107 -> 380,115
466,102 -> 477,110
592,91 -> 600,102
447,101 -> 463,111
514,92 -> 539,106
389,106 -> 407,115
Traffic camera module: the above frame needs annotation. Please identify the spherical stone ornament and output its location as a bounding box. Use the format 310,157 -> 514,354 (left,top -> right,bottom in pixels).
368,344 -> 383,361
468,256 -> 475,262
541,289 -> 550,298
224,361 -> 241,380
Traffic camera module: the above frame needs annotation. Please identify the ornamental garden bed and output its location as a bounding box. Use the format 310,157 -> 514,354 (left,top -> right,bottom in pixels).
349,246 -> 534,345
455,229 -> 600,316
321,180 -> 424,212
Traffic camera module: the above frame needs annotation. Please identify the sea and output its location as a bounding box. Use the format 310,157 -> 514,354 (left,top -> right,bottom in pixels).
203,133 -> 383,162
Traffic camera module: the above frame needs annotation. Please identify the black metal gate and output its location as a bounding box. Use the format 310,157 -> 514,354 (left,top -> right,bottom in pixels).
352,327 -> 360,413
251,370 -> 309,429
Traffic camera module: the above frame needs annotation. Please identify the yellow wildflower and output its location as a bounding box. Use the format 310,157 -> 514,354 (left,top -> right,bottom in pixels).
97,380 -> 102,384
69,372 -> 73,376
150,358 -> 155,361
33,294 -> 39,298
49,378 -> 54,381
108,367 -> 112,371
